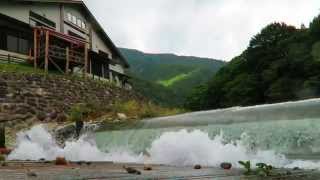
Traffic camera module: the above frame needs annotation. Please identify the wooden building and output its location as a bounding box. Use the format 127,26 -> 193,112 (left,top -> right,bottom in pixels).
0,0 -> 130,88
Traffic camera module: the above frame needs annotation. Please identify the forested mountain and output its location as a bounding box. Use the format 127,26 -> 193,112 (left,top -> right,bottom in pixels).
186,15 -> 320,110
119,48 -> 225,106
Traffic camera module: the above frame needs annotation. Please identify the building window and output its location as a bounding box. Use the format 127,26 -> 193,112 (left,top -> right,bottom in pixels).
6,34 -> 29,54
67,12 -> 86,30
67,13 -> 72,22
81,22 -> 86,29
72,15 -> 77,24
30,11 -> 56,29
7,35 -> 18,53
19,38 -> 29,54
77,19 -> 82,27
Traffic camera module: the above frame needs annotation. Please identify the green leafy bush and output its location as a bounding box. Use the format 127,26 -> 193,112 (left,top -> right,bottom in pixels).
0,155 -> 5,162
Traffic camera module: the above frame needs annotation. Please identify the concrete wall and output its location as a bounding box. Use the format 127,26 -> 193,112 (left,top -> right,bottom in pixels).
0,2 -> 61,31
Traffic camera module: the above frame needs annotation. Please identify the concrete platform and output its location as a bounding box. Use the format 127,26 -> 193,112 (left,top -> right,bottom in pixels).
0,161 -> 319,180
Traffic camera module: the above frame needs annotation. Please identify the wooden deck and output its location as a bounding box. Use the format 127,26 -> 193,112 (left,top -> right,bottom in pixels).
0,161 -> 319,180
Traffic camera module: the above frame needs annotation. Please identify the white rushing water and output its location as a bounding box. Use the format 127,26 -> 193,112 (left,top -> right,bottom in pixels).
8,125 -> 143,163
8,124 -> 320,169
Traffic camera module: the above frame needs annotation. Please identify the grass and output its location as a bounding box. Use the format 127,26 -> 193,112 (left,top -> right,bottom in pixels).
67,99 -> 184,124
112,100 -> 184,119
0,62 -> 43,73
158,69 -> 198,87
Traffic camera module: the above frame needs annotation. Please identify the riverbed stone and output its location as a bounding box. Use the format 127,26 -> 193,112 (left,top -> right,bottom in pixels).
117,113 -> 128,120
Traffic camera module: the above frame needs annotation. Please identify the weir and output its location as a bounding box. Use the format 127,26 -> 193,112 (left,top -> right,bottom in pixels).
7,98 -> 320,170
139,98 -> 320,129
94,98 -> 320,168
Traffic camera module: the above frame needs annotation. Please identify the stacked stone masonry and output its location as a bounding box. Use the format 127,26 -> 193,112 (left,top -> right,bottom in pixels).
0,73 -> 135,125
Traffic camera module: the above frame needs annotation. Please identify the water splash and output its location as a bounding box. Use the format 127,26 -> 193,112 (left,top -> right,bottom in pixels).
146,129 -> 288,167
8,125 -> 144,163
8,125 -> 320,169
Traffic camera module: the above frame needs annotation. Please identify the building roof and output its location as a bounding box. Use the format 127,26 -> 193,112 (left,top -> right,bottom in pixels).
15,0 -> 129,68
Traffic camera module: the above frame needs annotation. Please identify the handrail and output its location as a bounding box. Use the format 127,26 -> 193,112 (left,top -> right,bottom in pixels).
34,26 -> 88,45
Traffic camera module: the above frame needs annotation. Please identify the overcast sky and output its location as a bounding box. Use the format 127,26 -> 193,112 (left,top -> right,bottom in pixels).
83,0 -> 320,61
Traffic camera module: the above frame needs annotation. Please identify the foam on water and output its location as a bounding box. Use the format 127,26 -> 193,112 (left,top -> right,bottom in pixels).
8,125 -> 320,169
8,125 -> 144,163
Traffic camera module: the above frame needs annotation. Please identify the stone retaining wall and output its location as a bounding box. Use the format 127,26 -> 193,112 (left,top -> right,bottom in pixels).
0,72 -> 136,126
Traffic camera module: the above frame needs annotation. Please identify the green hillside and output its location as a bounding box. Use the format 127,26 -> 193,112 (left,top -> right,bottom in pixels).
120,48 -> 226,106
186,15 -> 320,110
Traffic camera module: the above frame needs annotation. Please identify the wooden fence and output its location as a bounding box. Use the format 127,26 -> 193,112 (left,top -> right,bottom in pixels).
0,53 -> 30,64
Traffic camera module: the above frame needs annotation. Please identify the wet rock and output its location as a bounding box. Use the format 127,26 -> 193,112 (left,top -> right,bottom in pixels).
27,171 -> 37,177
144,165 -> 153,171
123,166 -> 141,175
55,157 -> 68,166
37,112 -> 46,121
220,162 -> 232,170
0,148 -> 12,155
76,161 -> 85,166
1,162 -> 8,167
293,167 -> 300,171
194,164 -> 202,169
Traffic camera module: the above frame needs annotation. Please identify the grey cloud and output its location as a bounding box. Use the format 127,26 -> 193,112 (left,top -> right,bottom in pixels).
84,0 -> 320,61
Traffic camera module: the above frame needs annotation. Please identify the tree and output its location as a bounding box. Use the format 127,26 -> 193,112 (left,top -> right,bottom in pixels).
187,14 -> 320,110
309,14 -> 320,40
185,85 -> 209,110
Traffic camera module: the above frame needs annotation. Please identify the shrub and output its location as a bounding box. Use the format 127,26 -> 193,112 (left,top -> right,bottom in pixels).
68,103 -> 92,122
0,155 -> 5,161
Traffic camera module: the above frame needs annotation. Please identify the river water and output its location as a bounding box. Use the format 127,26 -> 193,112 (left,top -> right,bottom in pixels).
8,98 -> 320,169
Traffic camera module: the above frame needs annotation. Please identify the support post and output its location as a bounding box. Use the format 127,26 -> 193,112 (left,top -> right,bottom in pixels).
84,43 -> 88,78
33,29 -> 37,69
102,64 -> 105,78
0,124 -> 5,148
44,30 -> 50,73
89,58 -> 92,74
7,54 -> 10,64
65,47 -> 70,74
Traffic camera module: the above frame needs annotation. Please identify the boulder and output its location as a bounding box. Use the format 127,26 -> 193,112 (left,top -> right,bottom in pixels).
117,113 -> 127,120
55,157 -> 68,166
220,162 -> 232,170
144,165 -> 152,171
0,148 -> 11,155
194,164 -> 202,169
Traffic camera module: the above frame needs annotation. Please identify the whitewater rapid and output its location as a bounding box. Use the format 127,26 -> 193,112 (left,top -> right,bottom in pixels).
8,125 -> 320,169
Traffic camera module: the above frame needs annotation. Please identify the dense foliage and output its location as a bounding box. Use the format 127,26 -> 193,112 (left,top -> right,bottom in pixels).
186,15 -> 320,110
120,48 -> 226,106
